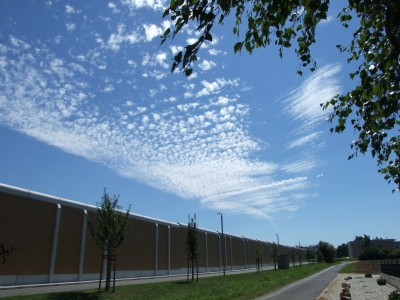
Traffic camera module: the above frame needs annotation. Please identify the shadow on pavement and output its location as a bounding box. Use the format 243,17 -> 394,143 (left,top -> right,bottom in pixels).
44,292 -> 100,300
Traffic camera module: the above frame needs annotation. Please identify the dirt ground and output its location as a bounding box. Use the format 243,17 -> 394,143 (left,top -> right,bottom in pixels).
347,260 -> 382,274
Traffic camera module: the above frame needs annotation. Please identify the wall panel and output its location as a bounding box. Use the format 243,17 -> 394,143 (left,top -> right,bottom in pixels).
207,233 -> 220,268
157,224 -> 168,271
130,219 -> 155,271
83,211 -> 104,274
170,227 -> 186,270
113,216 -> 135,271
231,237 -> 245,267
0,192 -> 26,275
54,206 -> 83,274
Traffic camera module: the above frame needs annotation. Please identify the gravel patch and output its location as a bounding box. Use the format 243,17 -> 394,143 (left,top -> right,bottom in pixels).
317,273 -> 396,300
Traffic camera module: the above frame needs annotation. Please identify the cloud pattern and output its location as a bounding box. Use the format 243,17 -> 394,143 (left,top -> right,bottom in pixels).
0,1 -> 341,220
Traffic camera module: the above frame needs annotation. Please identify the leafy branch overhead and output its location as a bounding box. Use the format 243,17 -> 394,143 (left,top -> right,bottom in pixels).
161,0 -> 327,76
161,0 -> 400,191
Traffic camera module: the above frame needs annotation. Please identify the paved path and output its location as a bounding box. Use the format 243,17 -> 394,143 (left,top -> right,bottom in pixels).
256,262 -> 352,300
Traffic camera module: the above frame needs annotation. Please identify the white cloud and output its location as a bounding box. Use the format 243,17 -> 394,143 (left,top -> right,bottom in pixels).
128,60 -> 137,68
198,59 -> 216,71
121,0 -> 165,10
286,131 -> 322,149
208,49 -> 221,55
170,45 -> 183,55
66,23 -> 76,32
143,24 -> 163,42
66,5 -> 75,13
102,85 -> 114,92
283,64 -> 341,133
55,35 -> 62,44
142,52 -> 169,69
187,72 -> 197,79
0,35 -> 318,221
105,24 -> 139,52
108,2 -> 120,13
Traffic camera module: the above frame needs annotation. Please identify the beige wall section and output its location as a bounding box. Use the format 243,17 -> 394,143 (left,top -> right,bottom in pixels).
130,219 -> 155,270
83,211 -> 104,274
157,224 -> 168,270
113,216 -> 135,271
0,192 -> 26,275
231,237 -> 245,266
19,198 -> 57,275
207,233 -> 220,267
54,206 -> 83,274
196,231 -> 206,268
1,184 -> 310,286
170,227 -> 186,269
225,236 -> 231,267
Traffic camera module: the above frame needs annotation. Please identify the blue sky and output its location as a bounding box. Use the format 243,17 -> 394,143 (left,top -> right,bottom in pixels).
0,0 -> 399,249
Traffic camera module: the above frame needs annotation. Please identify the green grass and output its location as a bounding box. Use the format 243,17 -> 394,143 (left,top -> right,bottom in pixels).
5,263 -> 339,300
339,262 -> 357,273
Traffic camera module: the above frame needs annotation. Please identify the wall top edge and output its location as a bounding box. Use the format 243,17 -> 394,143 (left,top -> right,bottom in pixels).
0,183 -> 180,228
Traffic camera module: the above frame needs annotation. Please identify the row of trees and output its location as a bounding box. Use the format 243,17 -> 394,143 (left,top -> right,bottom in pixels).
88,189 -> 342,290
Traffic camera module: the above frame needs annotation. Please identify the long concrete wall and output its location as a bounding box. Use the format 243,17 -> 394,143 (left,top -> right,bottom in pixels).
0,183 -> 304,286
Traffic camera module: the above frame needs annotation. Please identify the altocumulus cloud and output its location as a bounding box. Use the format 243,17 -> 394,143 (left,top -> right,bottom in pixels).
0,1 -> 330,220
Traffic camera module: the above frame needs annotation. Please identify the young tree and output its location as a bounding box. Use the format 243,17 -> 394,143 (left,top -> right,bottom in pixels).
87,188 -> 132,292
317,241 -> 336,263
306,247 -> 316,264
316,250 -> 324,263
253,243 -> 262,273
297,246 -> 302,266
182,215 -> 201,281
362,234 -> 371,249
336,243 -> 349,258
271,242 -> 278,271
288,247 -> 296,267
161,0 -> 400,191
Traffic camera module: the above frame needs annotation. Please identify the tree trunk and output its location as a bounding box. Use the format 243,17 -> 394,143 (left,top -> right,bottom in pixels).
191,258 -> 194,281
105,256 -> 112,291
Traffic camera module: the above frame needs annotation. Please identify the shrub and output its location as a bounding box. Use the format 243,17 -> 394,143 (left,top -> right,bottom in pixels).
388,249 -> 400,259
389,290 -> 400,300
376,277 -> 387,285
357,245 -> 390,260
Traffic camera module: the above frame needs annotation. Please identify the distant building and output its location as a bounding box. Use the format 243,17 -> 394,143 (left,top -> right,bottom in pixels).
395,241 -> 400,249
348,238 -> 396,258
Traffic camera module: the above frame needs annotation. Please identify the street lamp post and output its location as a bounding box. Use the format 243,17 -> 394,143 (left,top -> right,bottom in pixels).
298,241 -> 301,265
275,234 -> 279,270
218,213 -> 226,275
275,234 -> 279,255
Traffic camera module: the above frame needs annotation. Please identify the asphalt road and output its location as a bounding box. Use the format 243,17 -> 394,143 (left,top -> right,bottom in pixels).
256,262 -> 352,300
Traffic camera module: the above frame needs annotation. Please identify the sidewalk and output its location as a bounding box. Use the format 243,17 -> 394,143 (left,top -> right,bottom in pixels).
255,262 -> 352,300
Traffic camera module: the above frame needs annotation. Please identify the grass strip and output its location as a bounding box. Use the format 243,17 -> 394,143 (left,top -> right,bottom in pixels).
5,263 -> 338,300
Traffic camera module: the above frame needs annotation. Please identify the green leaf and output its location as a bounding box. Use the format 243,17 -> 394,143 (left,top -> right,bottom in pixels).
174,51 -> 183,63
205,32 -> 213,42
185,68 -> 193,77
234,42 -> 243,53
162,9 -> 170,18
